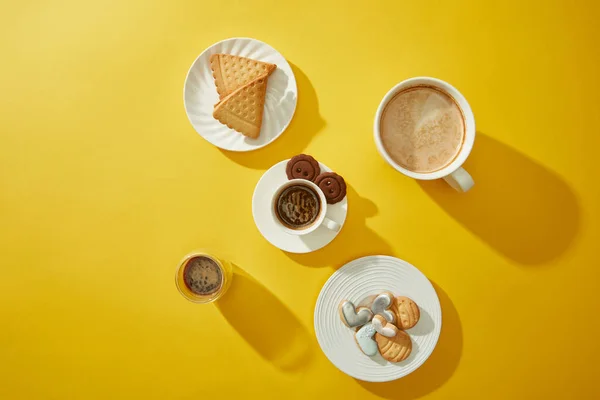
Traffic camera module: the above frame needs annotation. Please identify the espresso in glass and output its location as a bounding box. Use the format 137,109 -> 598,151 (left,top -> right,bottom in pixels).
182,255 -> 223,296
275,184 -> 321,230
379,85 -> 466,173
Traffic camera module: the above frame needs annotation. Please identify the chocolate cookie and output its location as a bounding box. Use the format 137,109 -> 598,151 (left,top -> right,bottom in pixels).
286,154 -> 321,181
315,172 -> 347,204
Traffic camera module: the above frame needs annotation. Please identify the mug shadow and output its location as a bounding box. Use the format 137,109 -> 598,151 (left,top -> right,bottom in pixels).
285,185 -> 393,268
221,62 -> 326,169
419,133 -> 581,266
357,283 -> 462,400
215,265 -> 313,372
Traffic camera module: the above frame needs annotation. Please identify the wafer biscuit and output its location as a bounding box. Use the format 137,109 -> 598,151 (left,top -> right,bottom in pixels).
210,54 -> 276,99
213,75 -> 268,139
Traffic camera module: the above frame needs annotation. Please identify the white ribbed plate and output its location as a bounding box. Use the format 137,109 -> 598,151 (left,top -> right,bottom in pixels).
314,255 -> 441,382
183,37 -> 297,151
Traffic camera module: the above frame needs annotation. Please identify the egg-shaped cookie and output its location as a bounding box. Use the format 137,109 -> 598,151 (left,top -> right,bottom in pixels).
375,330 -> 412,363
391,296 -> 420,330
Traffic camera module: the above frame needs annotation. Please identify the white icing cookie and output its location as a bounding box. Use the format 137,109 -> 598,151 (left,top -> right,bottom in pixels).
371,292 -> 395,323
372,314 -> 398,337
339,300 -> 373,327
355,322 -> 378,356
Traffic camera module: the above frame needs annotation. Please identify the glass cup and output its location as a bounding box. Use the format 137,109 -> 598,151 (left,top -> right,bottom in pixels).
175,251 -> 233,303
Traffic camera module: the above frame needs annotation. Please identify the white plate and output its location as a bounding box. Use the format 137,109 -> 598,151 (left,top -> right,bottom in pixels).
183,37 -> 297,151
252,160 -> 348,253
314,255 -> 442,382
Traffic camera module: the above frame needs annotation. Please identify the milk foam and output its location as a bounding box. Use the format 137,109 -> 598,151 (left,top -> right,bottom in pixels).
380,86 -> 465,173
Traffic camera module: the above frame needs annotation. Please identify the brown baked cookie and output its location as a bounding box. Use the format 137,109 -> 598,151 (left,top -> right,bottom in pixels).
375,330 -> 412,362
286,154 -> 321,181
315,172 -> 347,204
391,296 -> 420,330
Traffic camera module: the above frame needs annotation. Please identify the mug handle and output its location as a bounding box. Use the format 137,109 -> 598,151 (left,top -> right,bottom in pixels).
443,167 -> 474,192
322,217 -> 341,232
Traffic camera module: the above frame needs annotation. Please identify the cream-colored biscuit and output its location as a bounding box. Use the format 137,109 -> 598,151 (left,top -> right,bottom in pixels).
213,75 -> 268,139
375,330 -> 412,362
210,54 -> 276,99
391,296 -> 420,330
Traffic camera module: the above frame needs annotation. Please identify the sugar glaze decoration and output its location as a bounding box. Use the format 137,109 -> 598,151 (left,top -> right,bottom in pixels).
371,292 -> 395,323
339,300 -> 373,327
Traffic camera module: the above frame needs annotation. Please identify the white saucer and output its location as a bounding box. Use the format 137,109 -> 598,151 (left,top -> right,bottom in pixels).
314,256 -> 442,382
252,160 -> 348,253
183,37 -> 297,152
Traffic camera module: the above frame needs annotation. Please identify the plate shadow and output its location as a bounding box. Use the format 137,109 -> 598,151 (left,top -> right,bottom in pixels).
221,62 -> 325,169
215,265 -> 313,372
285,185 -> 393,268
356,283 -> 462,399
419,133 -> 581,266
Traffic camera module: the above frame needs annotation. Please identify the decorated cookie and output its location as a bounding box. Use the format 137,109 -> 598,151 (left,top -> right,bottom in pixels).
339,300 -> 373,328
391,296 -> 420,330
372,314 -> 398,337
286,154 -> 321,182
355,322 -> 378,356
375,330 -> 412,362
371,292 -> 395,323
315,172 -> 347,204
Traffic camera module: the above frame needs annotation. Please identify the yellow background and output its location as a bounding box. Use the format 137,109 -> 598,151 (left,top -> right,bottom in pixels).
1,0 -> 599,398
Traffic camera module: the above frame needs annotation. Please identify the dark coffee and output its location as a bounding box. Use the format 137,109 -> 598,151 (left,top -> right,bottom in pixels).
275,184 -> 321,229
183,256 -> 223,295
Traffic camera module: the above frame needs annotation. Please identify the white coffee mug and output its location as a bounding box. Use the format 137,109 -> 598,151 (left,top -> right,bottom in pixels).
374,77 -> 475,192
271,179 -> 341,235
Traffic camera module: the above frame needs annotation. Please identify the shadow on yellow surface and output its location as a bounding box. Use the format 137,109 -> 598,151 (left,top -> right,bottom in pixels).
221,62 -> 326,169
357,283 -> 462,399
419,134 -> 580,266
285,185 -> 393,268
215,265 -> 313,372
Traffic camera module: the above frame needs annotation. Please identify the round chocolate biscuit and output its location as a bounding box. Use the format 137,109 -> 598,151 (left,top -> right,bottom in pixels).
315,172 -> 347,204
286,154 -> 321,182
